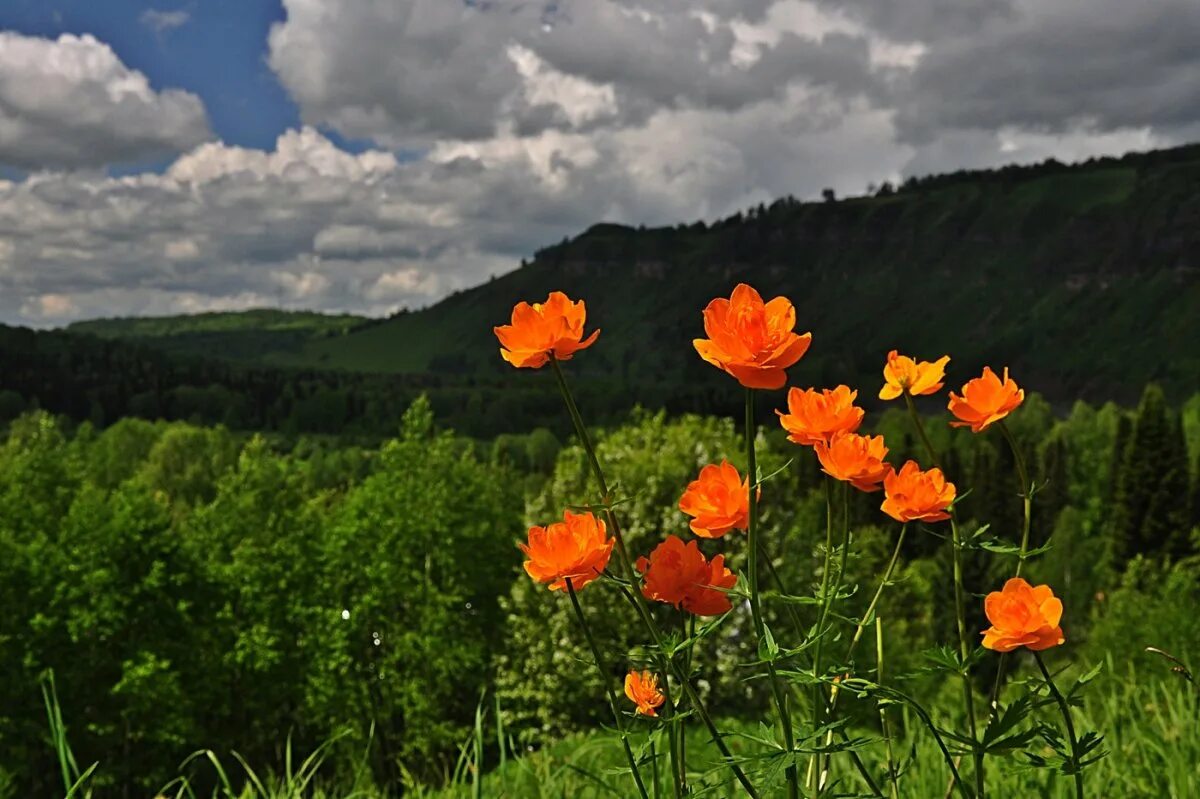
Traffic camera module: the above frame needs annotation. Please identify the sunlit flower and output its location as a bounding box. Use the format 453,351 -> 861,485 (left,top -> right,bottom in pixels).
880,460 -> 956,523
624,670 -> 666,716
948,366 -> 1025,433
637,535 -> 737,616
813,431 -> 892,492
879,351 -> 950,400
777,385 -> 864,446
494,291 -> 600,369
519,510 -> 613,592
678,460 -> 755,538
693,283 -> 812,390
981,578 -> 1065,652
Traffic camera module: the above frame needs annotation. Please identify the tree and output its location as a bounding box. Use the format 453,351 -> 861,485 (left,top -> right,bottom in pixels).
1109,385 -> 1191,568
822,188 -> 836,202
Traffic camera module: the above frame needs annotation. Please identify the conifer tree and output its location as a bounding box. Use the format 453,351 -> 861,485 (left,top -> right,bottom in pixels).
1109,385 -> 1191,567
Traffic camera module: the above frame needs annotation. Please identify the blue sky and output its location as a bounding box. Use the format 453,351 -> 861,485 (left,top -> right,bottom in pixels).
0,0 -> 297,154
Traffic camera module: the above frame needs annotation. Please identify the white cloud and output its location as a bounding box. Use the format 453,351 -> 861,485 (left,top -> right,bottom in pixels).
140,9 -> 192,35
0,32 -> 212,170
4,0 -> 1200,326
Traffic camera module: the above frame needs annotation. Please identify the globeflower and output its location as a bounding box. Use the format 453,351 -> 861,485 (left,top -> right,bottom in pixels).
879,350 -> 950,400
777,385 -> 864,446
948,366 -> 1025,433
981,577 -> 1065,652
624,670 -> 666,717
693,284 -> 812,390
494,291 -> 600,369
637,535 -> 737,616
678,460 -> 755,538
880,460 -> 956,523
519,510 -> 614,592
813,431 -> 892,492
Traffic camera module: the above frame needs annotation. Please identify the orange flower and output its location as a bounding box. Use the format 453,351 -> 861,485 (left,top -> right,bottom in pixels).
879,351 -> 950,400
624,670 -> 666,717
494,291 -> 600,369
981,578 -> 1065,652
777,385 -> 864,446
948,366 -> 1025,433
637,535 -> 737,616
813,431 -> 892,492
519,510 -> 614,592
693,284 -> 812,390
880,460 -> 955,523
678,460 -> 756,538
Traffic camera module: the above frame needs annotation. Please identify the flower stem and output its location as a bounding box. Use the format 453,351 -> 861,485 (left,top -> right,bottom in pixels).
987,421 -> 1033,719
658,657 -> 683,799
565,579 -> 650,799
1034,653 -> 1085,799
745,388 -> 799,799
877,617 -> 900,799
550,357 -> 759,798
902,390 -> 982,798
807,477 -> 837,794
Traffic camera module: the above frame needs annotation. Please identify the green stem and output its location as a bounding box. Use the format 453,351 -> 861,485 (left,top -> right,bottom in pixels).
745,388 -> 799,799
902,390 -> 982,798
550,357 -> 759,798
680,614 -> 695,795
565,579 -> 650,799
807,477 -> 837,792
758,541 -> 884,798
987,421 -> 1033,719
877,617 -> 900,799
816,481 -> 854,791
1034,653 -> 1085,799
659,658 -> 683,799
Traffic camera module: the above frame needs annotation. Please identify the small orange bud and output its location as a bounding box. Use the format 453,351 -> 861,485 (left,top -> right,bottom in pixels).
624,670 -> 666,716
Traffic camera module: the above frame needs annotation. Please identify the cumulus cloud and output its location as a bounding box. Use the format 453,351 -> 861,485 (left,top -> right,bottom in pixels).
0,32 -> 212,170
0,109 -> 903,326
266,0 -> 885,145
4,0 -> 1200,325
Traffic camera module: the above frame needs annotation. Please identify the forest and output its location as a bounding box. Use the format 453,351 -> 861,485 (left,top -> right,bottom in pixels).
1,376 -> 1197,795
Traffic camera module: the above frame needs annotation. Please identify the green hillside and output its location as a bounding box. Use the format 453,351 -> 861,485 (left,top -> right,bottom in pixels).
67,309 -> 369,366
292,145 -> 1200,406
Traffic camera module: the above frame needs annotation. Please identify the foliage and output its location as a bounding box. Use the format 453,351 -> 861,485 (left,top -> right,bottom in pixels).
0,399 -> 521,794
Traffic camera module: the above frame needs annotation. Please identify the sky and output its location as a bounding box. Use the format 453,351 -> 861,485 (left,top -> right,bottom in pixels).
0,0 -> 1197,326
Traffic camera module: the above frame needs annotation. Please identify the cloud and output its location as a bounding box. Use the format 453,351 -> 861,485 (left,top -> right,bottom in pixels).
140,9 -> 192,35
4,0 -> 1200,326
894,0 -> 1200,144
0,31 -> 211,170
0,109 -> 905,326
266,0 -> 885,145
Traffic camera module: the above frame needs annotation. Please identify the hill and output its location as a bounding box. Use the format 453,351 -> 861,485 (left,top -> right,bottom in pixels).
66,309 -> 370,366
295,144 -> 1200,406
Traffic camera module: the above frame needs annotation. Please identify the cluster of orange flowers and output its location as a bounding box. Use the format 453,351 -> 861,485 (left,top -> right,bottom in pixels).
496,282 -> 1063,720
